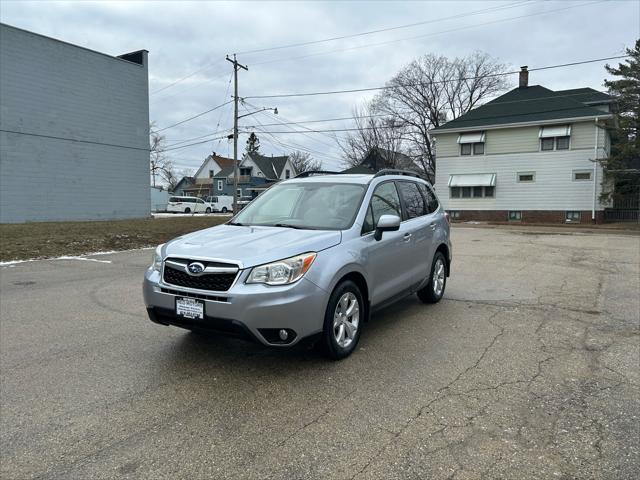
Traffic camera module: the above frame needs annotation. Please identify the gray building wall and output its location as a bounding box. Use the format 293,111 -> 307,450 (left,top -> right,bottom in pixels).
0,24 -> 150,223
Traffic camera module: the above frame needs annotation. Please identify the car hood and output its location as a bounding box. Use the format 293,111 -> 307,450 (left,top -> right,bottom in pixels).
163,224 -> 342,268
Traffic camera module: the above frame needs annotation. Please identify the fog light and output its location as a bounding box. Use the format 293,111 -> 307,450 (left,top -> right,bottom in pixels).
278,329 -> 288,341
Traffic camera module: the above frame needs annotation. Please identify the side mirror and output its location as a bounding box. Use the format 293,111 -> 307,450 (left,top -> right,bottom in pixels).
374,214 -> 400,241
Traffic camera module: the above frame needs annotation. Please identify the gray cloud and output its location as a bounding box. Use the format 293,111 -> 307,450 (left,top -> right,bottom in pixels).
2,0 -> 638,171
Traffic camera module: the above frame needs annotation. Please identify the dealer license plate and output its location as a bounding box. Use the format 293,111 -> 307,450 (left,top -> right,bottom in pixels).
175,297 -> 204,320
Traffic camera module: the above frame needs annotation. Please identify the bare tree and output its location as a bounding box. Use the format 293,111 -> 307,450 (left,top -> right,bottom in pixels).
339,102 -> 406,168
289,150 -> 323,174
149,122 -> 179,189
341,52 -> 510,181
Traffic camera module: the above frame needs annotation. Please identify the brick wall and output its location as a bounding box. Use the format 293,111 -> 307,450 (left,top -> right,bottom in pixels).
449,210 -> 604,224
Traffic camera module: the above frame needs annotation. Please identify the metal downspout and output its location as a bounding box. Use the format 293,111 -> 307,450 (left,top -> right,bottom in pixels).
593,117 -> 599,223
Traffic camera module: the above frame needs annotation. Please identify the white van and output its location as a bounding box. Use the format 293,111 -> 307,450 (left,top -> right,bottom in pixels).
167,196 -> 212,214
205,195 -> 233,213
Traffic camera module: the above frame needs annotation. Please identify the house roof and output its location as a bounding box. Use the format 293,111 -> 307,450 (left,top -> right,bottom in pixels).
247,153 -> 289,179
341,164 -> 376,174
212,165 -> 235,178
193,153 -> 238,178
431,86 -> 613,133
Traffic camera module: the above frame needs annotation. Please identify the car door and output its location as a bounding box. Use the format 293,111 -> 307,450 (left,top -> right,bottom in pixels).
361,181 -> 415,306
396,181 -> 433,287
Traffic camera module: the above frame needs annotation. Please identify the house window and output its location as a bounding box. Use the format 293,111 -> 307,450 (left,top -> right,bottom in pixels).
540,138 -> 555,151
556,136 -> 570,150
285,169 -> 291,179
237,188 -> 242,197
460,142 -> 484,155
209,170 -> 214,178
448,210 -> 461,219
517,172 -> 535,182
458,132 -> 485,156
450,186 -> 494,198
240,167 -> 252,176
539,125 -> 571,151
217,180 -> 223,191
573,170 -> 592,181
566,211 -> 581,222
508,211 -> 522,221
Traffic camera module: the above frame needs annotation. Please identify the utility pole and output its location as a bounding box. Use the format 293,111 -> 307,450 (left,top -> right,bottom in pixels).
226,54 -> 247,213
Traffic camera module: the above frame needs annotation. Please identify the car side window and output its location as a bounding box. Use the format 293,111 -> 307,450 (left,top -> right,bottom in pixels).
397,181 -> 426,219
417,183 -> 439,214
362,182 -> 402,234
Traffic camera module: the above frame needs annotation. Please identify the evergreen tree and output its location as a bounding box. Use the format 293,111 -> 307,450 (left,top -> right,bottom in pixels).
601,40 -> 640,204
246,132 -> 260,154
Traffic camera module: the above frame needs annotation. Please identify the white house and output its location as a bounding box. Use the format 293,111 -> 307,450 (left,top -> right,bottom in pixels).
430,67 -> 615,224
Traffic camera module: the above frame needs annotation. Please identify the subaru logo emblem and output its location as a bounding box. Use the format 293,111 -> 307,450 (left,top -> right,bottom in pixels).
187,262 -> 205,275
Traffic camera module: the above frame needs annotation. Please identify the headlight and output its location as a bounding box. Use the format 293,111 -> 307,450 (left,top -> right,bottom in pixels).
246,252 -> 316,286
151,245 -> 163,272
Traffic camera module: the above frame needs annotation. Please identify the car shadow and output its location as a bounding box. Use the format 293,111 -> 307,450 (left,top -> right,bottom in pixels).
158,293 -> 428,372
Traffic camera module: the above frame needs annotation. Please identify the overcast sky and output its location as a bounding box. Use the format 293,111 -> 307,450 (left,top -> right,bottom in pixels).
2,0 -> 639,172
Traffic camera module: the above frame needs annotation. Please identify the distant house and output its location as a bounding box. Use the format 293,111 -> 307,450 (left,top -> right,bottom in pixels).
181,152 -> 295,199
172,176 -> 195,196
342,148 -> 419,175
430,66 -> 615,224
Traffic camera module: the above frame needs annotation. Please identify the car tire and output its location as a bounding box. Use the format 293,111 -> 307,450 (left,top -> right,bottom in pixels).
320,280 -> 363,360
417,251 -> 447,304
205,207 -> 212,214
184,207 -> 191,213
222,207 -> 228,213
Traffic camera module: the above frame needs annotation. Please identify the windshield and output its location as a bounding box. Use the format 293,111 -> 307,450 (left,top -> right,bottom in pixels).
231,182 -> 366,230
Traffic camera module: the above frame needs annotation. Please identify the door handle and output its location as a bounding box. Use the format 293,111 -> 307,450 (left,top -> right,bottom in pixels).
403,233 -> 412,242
429,222 -> 437,230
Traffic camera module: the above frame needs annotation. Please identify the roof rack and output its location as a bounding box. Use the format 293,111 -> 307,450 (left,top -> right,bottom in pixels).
294,170 -> 341,178
373,169 -> 423,179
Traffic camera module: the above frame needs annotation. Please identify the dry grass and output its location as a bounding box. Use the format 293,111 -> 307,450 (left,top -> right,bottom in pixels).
0,216 -> 229,262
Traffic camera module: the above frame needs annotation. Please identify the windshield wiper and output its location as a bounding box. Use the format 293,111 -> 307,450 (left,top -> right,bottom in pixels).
227,221 -> 247,226
272,223 -> 307,230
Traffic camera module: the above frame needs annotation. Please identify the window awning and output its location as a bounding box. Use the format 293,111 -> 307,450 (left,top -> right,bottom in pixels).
457,132 -> 485,144
448,173 -> 496,187
539,125 -> 571,138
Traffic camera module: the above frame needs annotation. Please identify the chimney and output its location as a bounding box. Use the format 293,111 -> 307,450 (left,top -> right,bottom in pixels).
519,66 -> 529,89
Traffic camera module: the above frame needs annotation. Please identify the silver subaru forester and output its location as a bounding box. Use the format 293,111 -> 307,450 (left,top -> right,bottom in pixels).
143,170 -> 452,359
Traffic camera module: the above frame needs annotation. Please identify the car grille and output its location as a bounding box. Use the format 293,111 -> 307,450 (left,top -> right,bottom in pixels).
163,260 -> 238,292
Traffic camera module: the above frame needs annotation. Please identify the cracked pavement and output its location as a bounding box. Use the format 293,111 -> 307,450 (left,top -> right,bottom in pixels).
1,226 -> 638,479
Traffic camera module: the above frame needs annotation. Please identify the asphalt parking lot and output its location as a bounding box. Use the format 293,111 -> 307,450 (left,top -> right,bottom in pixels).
1,226 -> 638,479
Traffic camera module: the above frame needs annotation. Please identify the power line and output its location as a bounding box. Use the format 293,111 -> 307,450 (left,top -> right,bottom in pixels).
154,2 -> 530,101
150,58 -> 226,95
249,0 -> 606,68
244,103 -> 617,135
165,129 -> 232,149
154,100 -> 233,133
234,1 -> 531,56
164,135 -> 230,152
245,55 -> 627,99
240,90 -> 616,128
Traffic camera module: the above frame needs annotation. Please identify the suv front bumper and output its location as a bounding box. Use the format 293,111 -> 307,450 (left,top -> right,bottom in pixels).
143,267 -> 329,346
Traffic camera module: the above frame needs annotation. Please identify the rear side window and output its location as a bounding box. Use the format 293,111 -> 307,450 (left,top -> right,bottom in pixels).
362,182 -> 402,234
169,197 -> 178,202
418,183 -> 439,213
397,182 -> 426,219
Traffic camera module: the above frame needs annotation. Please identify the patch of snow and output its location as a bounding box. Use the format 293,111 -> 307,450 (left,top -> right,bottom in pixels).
0,246 -> 154,267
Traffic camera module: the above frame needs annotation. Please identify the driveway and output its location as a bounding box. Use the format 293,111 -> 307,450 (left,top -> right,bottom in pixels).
1,226 -> 638,479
